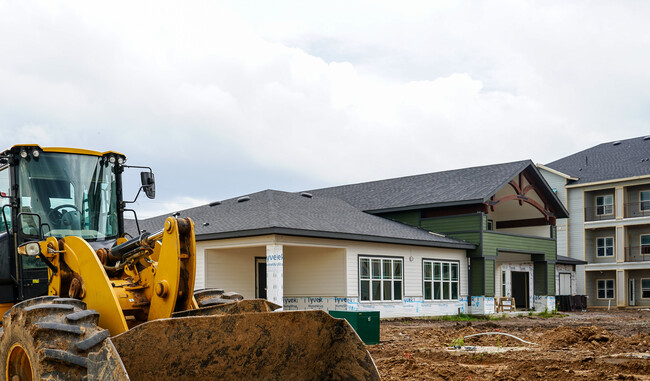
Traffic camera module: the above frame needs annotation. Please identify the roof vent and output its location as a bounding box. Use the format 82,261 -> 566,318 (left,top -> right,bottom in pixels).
644,136 -> 650,141
172,211 -> 180,217
209,201 -> 221,207
203,222 -> 210,227
300,192 -> 313,198
612,141 -> 621,146
237,196 -> 250,203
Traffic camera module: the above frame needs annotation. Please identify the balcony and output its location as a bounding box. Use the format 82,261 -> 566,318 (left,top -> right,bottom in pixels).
624,203 -> 650,219
584,206 -> 615,222
625,246 -> 650,262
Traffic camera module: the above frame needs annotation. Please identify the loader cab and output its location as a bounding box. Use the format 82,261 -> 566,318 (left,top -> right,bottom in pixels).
0,145 -> 128,305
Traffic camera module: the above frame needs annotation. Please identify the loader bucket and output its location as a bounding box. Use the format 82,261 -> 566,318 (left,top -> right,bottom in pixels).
87,310 -> 380,381
171,298 -> 281,317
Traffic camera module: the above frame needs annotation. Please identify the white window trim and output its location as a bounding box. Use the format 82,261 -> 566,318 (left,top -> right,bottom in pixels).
640,234 -> 650,256
641,278 -> 650,300
596,236 -> 615,257
358,256 -> 403,303
596,279 -> 615,300
422,259 -> 460,301
640,190 -> 650,212
595,194 -> 614,216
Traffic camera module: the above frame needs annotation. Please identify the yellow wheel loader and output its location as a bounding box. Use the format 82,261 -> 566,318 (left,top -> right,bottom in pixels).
0,145 -> 379,380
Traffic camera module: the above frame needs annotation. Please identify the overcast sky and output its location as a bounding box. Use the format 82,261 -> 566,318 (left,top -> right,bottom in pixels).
1,1 -> 649,217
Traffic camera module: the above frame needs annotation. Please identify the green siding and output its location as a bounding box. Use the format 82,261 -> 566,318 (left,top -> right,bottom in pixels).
546,262 -> 555,295
534,262 -> 547,295
485,260 -> 495,296
532,262 -> 556,296
379,210 -> 420,227
470,258 -> 485,296
420,214 -> 481,234
482,232 -> 556,261
444,232 -> 480,246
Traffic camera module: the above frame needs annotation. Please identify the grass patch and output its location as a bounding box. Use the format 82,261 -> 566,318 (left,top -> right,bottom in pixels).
529,309 -> 567,318
435,313 -> 508,322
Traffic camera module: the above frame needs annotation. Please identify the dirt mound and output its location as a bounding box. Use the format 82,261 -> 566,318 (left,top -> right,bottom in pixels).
371,311 -> 650,380
540,325 -> 612,348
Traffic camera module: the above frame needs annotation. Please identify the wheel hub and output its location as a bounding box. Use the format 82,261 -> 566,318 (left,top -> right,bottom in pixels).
6,343 -> 32,381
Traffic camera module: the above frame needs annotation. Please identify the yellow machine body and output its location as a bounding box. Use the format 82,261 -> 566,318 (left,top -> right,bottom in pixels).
0,145 -> 379,380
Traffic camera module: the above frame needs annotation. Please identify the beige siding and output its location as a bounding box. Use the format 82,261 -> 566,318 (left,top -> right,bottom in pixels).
497,225 -> 552,237
283,246 -> 345,297
194,242 -> 209,290
205,246 -> 263,299
197,234 -> 468,305
343,241 -> 468,299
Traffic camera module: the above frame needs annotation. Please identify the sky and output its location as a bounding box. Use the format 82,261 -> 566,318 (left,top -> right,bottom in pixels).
1,0 -> 649,218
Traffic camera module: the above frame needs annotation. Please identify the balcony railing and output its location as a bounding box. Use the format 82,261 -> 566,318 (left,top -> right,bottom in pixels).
625,246 -> 650,262
584,206 -> 615,222
624,203 -> 650,218
585,204 -> 650,221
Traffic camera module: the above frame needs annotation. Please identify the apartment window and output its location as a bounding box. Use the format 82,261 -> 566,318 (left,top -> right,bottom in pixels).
487,219 -> 494,231
596,195 -> 614,215
641,191 -> 650,211
642,279 -> 650,299
596,237 -> 614,257
359,257 -> 403,301
423,260 -> 459,300
597,279 -> 614,299
641,235 -> 650,255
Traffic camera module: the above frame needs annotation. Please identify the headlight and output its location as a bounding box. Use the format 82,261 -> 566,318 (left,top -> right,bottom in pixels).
109,156 -> 116,163
32,149 -> 40,158
117,157 -> 124,164
20,150 -> 28,159
18,242 -> 41,256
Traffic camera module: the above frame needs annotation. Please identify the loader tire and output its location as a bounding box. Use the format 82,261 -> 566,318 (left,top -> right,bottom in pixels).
0,296 -> 110,381
193,288 -> 243,307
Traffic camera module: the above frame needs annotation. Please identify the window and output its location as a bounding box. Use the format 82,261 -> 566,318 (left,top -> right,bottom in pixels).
596,195 -> 614,215
641,191 -> 650,211
487,219 -> 494,231
359,257 -> 402,301
501,270 -> 506,297
0,165 -> 10,232
597,279 -> 614,299
423,260 -> 459,300
641,235 -> 650,255
642,279 -> 650,299
596,237 -> 614,257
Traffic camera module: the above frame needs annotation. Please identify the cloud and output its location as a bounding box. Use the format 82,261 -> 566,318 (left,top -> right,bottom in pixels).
1,0 -> 648,217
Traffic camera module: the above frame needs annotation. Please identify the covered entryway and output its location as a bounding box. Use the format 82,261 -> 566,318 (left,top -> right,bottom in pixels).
203,240 -> 346,309
511,271 -> 529,309
255,257 -> 267,299
558,273 -> 571,295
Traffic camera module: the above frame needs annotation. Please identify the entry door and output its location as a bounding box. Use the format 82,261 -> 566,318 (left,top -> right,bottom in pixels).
256,258 -> 267,299
511,271 -> 529,309
559,273 -> 571,295
629,279 -> 636,306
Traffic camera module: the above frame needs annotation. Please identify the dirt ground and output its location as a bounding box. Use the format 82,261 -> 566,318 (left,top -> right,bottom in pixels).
368,309 -> 650,380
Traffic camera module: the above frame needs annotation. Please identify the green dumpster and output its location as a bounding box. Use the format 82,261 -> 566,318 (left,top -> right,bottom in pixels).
329,311 -> 380,345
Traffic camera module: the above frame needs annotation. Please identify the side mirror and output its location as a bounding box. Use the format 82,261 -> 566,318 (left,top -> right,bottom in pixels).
141,171 -> 156,199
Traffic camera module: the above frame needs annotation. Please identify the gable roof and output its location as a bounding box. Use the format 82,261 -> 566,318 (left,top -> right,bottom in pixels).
309,160 -> 568,218
132,190 -> 475,250
545,136 -> 650,186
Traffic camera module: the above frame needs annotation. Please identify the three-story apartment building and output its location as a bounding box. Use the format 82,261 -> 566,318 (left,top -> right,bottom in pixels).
540,136 -> 650,307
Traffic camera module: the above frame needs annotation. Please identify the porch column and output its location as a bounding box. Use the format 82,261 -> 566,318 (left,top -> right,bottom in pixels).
616,269 -> 625,307
266,244 -> 284,306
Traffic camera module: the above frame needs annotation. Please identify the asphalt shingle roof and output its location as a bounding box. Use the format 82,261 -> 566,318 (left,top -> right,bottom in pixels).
545,136 -> 650,185
308,160 -> 566,215
131,190 -> 475,249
